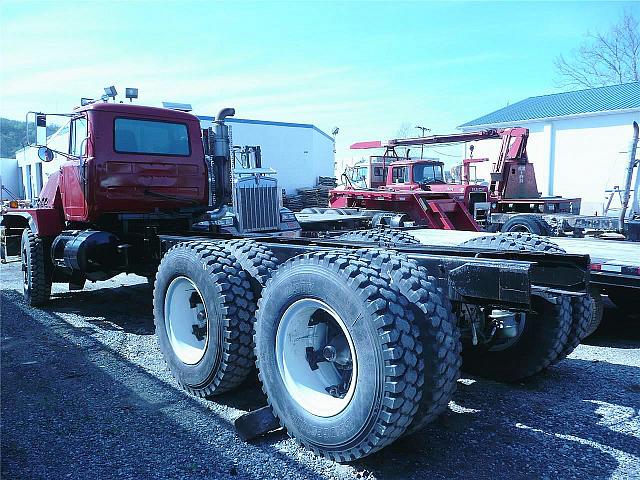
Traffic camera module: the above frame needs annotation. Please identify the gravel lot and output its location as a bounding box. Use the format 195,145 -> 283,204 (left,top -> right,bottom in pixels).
2,258 -> 639,480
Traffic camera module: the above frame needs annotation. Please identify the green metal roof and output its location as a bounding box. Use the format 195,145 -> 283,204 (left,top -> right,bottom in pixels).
460,82 -> 640,128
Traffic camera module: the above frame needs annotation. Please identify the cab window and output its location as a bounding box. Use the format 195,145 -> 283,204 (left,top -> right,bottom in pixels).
70,117 -> 87,157
354,167 -> 368,181
114,118 -> 190,156
413,164 -> 444,183
391,166 -> 408,183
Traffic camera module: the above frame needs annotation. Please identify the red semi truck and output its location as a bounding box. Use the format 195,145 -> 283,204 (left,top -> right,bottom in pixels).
2,98 -> 592,461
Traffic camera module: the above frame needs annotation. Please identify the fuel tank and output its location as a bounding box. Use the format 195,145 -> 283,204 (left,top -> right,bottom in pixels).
51,230 -> 120,280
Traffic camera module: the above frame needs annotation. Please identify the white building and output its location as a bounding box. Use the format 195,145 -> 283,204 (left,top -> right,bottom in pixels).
13,114 -> 335,200
1,157 -> 23,201
198,116 -> 335,194
15,121 -> 70,200
459,82 -> 640,216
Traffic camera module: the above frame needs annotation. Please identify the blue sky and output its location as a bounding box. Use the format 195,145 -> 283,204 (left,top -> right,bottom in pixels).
1,1 -> 637,162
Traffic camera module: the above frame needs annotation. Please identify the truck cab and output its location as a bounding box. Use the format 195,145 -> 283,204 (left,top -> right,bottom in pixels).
385,159 -> 445,191
56,103 -> 208,224
383,159 -> 490,219
343,156 -> 389,189
2,102 -> 298,289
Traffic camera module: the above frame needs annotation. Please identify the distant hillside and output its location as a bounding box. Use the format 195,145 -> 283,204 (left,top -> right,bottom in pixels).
1,117 -> 59,158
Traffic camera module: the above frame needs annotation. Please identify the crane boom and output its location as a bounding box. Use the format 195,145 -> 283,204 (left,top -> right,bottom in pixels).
387,130 -> 502,147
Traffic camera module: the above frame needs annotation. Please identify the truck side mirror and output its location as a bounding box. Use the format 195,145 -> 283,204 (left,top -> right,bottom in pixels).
38,146 -> 54,162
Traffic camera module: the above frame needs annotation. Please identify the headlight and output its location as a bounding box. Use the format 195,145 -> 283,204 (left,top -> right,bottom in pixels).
280,212 -> 297,222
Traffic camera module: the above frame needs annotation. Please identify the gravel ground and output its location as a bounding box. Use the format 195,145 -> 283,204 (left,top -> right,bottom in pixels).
1,259 -> 639,480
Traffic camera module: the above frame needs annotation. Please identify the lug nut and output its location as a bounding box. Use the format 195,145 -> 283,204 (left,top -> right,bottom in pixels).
322,345 -> 337,362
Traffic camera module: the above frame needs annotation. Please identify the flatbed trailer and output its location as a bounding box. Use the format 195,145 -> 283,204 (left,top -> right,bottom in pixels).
410,228 -> 640,318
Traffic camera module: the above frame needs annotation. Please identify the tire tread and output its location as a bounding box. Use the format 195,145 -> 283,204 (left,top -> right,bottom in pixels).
154,241 -> 255,396
255,250 -> 423,461
21,228 -> 51,306
352,248 -> 461,434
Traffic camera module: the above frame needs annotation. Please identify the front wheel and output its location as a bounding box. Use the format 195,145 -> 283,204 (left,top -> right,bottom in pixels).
20,228 -> 52,306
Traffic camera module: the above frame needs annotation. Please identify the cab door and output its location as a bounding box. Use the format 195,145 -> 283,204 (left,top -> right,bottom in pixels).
60,116 -> 89,220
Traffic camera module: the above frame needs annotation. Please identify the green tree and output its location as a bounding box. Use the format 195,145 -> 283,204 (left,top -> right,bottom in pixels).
0,117 -> 59,158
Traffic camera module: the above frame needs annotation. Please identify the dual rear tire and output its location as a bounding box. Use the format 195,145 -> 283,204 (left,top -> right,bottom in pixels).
458,233 -> 592,380
153,242 -> 256,396
155,231 -> 591,459
255,252 -> 426,460
155,240 -> 461,461
461,295 -> 572,381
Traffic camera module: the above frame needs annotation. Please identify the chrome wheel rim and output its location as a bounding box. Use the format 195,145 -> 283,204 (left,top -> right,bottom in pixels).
275,299 -> 357,417
489,312 -> 526,351
21,245 -> 28,293
164,276 -> 208,365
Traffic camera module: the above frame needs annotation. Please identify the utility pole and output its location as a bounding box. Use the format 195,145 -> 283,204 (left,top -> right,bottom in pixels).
415,125 -> 430,159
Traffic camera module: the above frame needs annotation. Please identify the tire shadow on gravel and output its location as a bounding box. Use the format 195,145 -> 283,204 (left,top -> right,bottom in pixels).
1,291 -> 332,480
214,375 -> 270,412
41,282 -> 154,335
583,303 -> 639,348
352,359 -> 640,480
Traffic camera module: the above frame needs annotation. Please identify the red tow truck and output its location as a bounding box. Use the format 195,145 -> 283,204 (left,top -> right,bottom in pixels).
336,128 -> 583,235
330,145 -> 490,231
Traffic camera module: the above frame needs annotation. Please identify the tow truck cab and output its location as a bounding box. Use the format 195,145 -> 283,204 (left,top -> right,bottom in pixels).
383,159 -> 490,218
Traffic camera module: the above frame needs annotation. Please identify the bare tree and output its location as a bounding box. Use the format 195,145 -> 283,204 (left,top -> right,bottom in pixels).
554,10 -> 640,88
395,122 -> 413,157
396,122 -> 413,139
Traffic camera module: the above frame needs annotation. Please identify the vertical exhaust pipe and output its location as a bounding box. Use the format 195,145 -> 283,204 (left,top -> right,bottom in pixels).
619,121 -> 639,233
208,108 -> 235,214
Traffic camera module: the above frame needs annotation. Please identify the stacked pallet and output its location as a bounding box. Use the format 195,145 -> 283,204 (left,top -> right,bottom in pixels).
282,190 -> 304,210
282,177 -> 338,211
318,176 -> 338,188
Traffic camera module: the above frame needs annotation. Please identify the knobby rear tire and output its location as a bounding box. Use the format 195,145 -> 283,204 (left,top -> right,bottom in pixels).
254,251 -> 424,461
350,248 -> 461,435
154,242 -> 255,397
551,294 -> 593,364
584,287 -> 604,337
461,295 -> 572,381
459,233 -> 590,372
